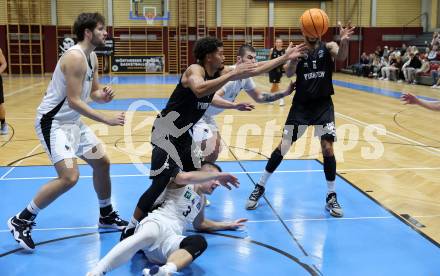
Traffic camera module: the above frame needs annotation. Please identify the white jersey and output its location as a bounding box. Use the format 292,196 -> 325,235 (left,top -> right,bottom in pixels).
204,76 -> 256,117
37,45 -> 96,122
149,184 -> 203,234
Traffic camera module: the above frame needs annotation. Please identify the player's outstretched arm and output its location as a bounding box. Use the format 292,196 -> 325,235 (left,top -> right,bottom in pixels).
253,43 -> 307,76
174,171 -> 240,190
401,92 -> 440,111
193,199 -> 247,231
249,81 -> 296,103
211,92 -> 254,111
328,22 -> 355,61
185,64 -> 257,98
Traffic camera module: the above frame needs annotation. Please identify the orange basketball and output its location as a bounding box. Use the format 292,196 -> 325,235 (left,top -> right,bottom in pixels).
300,8 -> 329,38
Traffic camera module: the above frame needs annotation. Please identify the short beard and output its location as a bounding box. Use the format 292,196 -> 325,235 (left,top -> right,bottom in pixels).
91,33 -> 105,47
306,37 -> 318,46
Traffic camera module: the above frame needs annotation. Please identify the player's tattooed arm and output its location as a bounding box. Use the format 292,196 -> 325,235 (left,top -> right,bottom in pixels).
261,92 -> 285,102
259,81 -> 296,103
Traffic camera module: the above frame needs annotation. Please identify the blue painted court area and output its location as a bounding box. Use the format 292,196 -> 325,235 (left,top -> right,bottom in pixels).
100,75 -> 180,85
0,160 -> 438,275
89,98 -> 168,111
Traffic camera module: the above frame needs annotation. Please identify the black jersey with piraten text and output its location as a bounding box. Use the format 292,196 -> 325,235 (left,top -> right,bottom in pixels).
155,68 -> 219,145
294,42 -> 334,103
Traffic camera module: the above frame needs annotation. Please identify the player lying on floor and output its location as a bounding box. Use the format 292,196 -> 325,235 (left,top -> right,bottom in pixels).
87,161 -> 247,276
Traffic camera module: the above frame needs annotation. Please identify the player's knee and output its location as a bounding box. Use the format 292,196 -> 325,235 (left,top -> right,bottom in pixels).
61,171 -> 79,188
321,140 -> 334,157
179,234 -> 207,260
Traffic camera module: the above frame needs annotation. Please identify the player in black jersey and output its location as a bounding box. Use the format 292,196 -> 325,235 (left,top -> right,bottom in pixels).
246,23 -> 355,217
120,37 -> 307,239
268,38 -> 286,106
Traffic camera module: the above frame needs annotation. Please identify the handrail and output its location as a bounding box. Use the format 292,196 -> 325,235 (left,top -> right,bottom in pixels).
401,12 -> 428,42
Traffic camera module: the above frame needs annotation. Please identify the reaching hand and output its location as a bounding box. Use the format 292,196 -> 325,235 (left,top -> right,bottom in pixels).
102,86 -> 115,103
105,112 -> 125,126
338,21 -> 356,42
401,92 -> 419,105
216,173 -> 240,190
227,218 -> 248,230
284,42 -> 307,61
284,81 -> 296,96
231,62 -> 258,80
234,102 -> 255,111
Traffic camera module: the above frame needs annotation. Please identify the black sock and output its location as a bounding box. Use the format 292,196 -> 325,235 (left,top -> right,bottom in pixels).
100,205 -> 113,216
323,155 -> 336,181
0,119 -> 5,125
265,148 -> 284,173
18,208 -> 37,221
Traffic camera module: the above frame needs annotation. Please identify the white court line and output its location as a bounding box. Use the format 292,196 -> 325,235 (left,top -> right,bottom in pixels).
0,144 -> 41,180
1,214 -> 440,233
336,112 -> 440,156
2,167 -> 440,181
4,81 -> 46,98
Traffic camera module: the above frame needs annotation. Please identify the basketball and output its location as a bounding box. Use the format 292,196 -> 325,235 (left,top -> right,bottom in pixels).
300,8 -> 329,38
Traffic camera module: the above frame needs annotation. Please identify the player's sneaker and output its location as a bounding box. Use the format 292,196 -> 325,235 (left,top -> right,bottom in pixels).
325,192 -> 343,217
7,216 -> 36,250
98,211 -> 128,230
119,225 -> 135,241
0,123 -> 8,135
279,98 -> 285,106
245,184 -> 265,210
143,265 -> 169,276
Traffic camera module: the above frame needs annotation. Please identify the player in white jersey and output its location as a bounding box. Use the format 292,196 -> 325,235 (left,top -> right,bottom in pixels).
87,161 -> 245,276
192,44 -> 297,162
7,13 -> 127,251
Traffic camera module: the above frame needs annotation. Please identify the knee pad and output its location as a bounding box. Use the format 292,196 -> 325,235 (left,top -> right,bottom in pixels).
266,148 -> 284,173
179,234 -> 207,260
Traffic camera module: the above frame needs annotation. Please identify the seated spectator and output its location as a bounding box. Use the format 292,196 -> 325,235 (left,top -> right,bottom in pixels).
403,52 -> 422,84
400,43 -> 408,56
430,63 -> 440,88
374,46 -> 383,58
427,44 -> 440,62
369,54 -> 382,78
380,54 -> 402,81
414,55 -> 431,83
354,52 -> 370,76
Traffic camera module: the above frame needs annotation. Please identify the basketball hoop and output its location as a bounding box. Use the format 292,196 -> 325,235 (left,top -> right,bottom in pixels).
145,12 -> 155,25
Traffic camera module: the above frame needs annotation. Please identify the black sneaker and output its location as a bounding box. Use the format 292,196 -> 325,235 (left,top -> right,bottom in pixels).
325,192 -> 344,217
7,216 -> 36,251
98,211 -> 128,230
119,226 -> 135,241
245,184 -> 265,210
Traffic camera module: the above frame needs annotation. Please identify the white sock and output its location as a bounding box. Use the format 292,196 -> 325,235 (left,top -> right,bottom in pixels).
27,200 -> 41,215
258,170 -> 272,187
127,216 -> 139,229
98,198 -> 112,208
327,181 -> 335,194
162,263 -> 177,274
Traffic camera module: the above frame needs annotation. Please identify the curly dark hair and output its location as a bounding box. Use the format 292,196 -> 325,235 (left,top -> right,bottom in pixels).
73,13 -> 105,42
193,37 -> 223,63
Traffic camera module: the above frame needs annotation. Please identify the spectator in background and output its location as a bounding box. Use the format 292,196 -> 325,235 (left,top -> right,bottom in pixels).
431,64 -> 440,88
431,32 -> 440,47
403,52 -> 422,84
400,43 -> 408,56
354,52 -> 370,76
383,46 -> 390,58
427,44 -> 440,62
374,46 -> 383,57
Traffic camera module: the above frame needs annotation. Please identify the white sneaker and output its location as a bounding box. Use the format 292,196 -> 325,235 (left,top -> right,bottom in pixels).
384,78 -> 389,81
0,123 -> 7,135
378,77 -> 384,80
143,265 -> 169,276
279,98 -> 285,106
397,80 -> 403,83
431,85 -> 438,89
